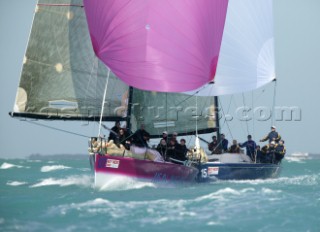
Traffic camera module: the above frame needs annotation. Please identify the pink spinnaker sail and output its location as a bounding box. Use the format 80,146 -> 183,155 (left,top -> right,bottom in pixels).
84,0 -> 228,92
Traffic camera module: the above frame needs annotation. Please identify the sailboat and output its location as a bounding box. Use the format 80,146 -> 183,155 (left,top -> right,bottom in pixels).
10,0 -> 281,187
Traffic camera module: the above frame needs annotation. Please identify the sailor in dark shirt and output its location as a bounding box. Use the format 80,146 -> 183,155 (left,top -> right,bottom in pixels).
114,128 -> 130,150
260,125 -> 281,143
256,145 -> 263,163
208,136 -> 221,154
239,135 -> 257,161
175,139 -> 188,162
221,133 -> 228,152
132,124 -> 150,148
261,141 -> 276,163
156,138 -> 167,160
274,140 -> 286,164
108,121 -> 121,142
167,139 -> 188,164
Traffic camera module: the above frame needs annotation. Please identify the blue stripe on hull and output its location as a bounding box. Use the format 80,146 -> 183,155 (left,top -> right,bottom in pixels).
198,163 -> 281,182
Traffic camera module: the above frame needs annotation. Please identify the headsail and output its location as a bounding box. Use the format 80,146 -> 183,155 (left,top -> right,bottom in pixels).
187,0 -> 275,96
84,0 -> 228,93
11,0 -> 129,121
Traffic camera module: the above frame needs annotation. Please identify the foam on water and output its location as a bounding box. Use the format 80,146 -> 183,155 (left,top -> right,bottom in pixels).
30,174 -> 93,188
226,173 -> 320,186
6,181 -> 28,186
285,156 -> 306,163
47,197 -> 188,222
45,186 -> 281,228
40,165 -> 71,172
26,160 -> 42,163
1,157 -> 319,231
0,162 -> 24,169
195,187 -> 255,201
97,175 -> 156,192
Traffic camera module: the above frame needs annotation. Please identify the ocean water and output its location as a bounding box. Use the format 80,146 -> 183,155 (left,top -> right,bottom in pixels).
0,155 -> 319,232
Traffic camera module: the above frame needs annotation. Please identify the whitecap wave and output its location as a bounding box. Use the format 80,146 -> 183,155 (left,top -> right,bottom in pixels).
285,156 -> 306,163
0,162 -> 23,169
227,174 -> 320,186
27,160 -> 41,163
290,152 -> 308,157
30,175 -> 93,188
195,187 -> 255,201
78,168 -> 91,172
40,165 -> 71,172
47,197 -> 187,221
7,181 -> 28,186
97,175 -> 156,192
261,187 -> 282,194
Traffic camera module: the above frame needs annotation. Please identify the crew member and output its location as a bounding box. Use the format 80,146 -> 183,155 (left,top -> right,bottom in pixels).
208,135 -> 221,154
260,126 -> 281,143
261,141 -> 276,163
221,133 -> 229,152
274,140 -> 286,164
239,135 -> 257,161
228,140 -> 240,153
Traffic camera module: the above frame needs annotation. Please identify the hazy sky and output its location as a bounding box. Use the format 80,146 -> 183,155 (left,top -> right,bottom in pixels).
1,0 -> 320,158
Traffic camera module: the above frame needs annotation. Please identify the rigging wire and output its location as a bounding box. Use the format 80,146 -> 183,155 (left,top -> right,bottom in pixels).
251,90 -> 255,139
231,94 -> 248,140
83,53 -> 98,128
242,93 -> 250,136
218,98 -> 234,140
25,120 -> 89,138
163,84 -> 207,115
98,68 -> 111,137
271,79 -> 277,127
220,95 -> 233,134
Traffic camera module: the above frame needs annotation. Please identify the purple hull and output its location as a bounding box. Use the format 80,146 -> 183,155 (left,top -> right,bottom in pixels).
95,154 -> 199,188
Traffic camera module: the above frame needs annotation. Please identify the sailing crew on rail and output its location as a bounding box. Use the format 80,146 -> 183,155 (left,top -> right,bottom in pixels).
255,145 -> 263,163
221,133 -> 228,152
115,128 -> 130,150
108,121 -> 121,142
166,138 -> 178,162
261,141 -> 277,163
170,132 -> 178,143
162,131 -> 169,143
239,135 -> 257,161
177,139 -> 189,160
228,140 -> 240,153
274,140 -> 286,164
132,124 -> 150,148
156,138 -> 167,160
260,125 -> 281,143
208,135 -> 221,154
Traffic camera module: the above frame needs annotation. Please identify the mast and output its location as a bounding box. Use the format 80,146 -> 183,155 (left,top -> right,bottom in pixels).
214,96 -> 222,150
126,86 -> 134,133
